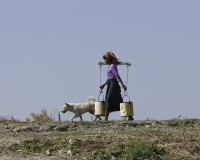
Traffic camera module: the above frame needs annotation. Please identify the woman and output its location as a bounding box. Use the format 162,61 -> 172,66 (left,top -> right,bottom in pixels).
99,52 -> 134,121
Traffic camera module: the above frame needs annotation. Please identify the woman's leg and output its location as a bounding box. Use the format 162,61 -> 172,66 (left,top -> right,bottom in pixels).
104,111 -> 110,121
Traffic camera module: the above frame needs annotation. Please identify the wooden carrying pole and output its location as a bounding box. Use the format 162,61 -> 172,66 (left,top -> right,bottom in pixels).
98,62 -> 131,66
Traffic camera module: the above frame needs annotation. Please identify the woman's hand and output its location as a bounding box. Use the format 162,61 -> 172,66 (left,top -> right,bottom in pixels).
99,84 -> 105,90
99,82 -> 107,90
122,84 -> 127,91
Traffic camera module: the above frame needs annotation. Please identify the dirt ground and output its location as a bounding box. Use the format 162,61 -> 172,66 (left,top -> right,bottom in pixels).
0,118 -> 200,160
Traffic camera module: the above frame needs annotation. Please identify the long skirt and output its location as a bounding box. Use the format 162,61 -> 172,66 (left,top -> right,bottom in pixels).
105,79 -> 123,112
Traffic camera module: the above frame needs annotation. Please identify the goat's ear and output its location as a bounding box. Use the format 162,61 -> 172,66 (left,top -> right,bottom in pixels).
65,103 -> 69,106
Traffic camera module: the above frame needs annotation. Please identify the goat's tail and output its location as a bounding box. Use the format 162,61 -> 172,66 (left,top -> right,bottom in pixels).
87,96 -> 96,102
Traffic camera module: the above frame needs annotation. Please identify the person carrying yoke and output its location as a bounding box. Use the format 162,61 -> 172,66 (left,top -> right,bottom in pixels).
99,51 -> 134,121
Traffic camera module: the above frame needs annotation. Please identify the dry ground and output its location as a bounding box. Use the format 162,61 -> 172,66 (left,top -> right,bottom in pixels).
0,118 -> 200,160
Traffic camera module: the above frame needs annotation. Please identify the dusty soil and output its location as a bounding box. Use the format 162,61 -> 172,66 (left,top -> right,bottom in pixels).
0,118 -> 200,160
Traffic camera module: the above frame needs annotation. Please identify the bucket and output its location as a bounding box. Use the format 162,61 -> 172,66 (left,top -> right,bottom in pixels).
95,91 -> 106,116
120,93 -> 134,117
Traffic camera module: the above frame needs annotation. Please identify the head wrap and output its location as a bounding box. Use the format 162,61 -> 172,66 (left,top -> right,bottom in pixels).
103,51 -> 119,65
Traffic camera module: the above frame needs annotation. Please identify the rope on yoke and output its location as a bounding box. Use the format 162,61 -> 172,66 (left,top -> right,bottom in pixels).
99,64 -> 102,86
124,64 -> 130,98
99,64 -> 105,102
98,90 -> 105,102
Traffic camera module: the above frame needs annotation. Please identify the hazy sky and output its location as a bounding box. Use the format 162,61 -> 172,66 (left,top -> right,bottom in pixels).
0,1 -> 199,121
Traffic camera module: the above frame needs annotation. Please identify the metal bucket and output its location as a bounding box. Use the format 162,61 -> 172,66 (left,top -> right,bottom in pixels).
95,91 -> 106,116
120,93 -> 134,117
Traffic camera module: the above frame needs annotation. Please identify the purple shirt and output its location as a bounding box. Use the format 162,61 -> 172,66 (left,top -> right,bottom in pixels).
107,64 -> 120,79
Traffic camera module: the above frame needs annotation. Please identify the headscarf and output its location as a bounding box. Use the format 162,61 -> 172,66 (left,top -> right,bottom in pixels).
103,51 -> 119,65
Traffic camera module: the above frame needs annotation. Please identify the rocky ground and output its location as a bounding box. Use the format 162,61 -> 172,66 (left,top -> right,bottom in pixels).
0,118 -> 200,160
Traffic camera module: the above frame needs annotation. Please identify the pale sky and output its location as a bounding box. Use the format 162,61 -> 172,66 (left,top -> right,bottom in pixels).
0,1 -> 199,121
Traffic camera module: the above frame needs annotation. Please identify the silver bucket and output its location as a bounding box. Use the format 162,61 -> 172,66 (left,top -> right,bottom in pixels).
95,91 -> 106,116
120,93 -> 134,117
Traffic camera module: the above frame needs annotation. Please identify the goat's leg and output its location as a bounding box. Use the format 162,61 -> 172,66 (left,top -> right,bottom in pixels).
71,113 -> 80,122
97,116 -> 102,120
94,116 -> 101,121
94,116 -> 97,121
79,114 -> 83,121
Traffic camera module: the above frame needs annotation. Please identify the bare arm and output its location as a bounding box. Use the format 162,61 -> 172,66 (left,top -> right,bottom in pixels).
102,81 -> 107,86
117,77 -> 127,91
99,81 -> 107,90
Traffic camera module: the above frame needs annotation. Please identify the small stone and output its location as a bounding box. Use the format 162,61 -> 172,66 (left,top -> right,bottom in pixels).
16,150 -> 22,152
58,149 -> 63,155
83,135 -> 92,138
67,150 -> 73,156
145,125 -> 151,129
13,128 -> 21,132
4,126 -> 10,129
69,139 -> 81,145
95,134 -> 101,138
46,150 -> 51,156
111,156 -> 116,160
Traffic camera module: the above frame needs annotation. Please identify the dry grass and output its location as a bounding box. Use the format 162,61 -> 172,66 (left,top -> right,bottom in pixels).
1,112 -> 200,159
0,116 -> 17,123
16,127 -> 200,159
126,129 -> 200,159
29,109 -> 53,122
66,128 -> 200,159
25,117 -> 31,122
